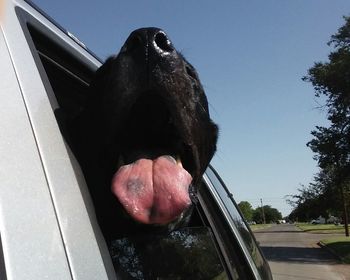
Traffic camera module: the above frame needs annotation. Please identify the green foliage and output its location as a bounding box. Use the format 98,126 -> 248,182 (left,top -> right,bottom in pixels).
291,16 -> 350,225
303,15 -> 350,176
238,201 -> 254,221
238,201 -> 282,223
287,172 -> 343,222
328,16 -> 350,49
253,205 -> 282,224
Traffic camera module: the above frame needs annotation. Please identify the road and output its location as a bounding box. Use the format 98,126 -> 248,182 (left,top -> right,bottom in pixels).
254,224 -> 350,280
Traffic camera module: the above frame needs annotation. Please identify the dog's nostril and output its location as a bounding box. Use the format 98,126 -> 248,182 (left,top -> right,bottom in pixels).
154,32 -> 174,53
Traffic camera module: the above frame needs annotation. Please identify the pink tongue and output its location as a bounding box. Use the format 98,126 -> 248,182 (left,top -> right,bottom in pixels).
111,156 -> 192,224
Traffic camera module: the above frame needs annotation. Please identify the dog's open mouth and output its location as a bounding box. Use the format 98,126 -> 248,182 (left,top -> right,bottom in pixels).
111,93 -> 194,225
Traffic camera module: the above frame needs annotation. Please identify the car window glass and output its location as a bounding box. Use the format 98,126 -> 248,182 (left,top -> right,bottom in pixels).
109,227 -> 229,280
198,182 -> 252,279
25,24 -> 95,120
205,166 -> 270,279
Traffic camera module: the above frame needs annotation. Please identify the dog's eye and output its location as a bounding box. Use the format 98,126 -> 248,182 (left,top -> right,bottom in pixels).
185,65 -> 197,80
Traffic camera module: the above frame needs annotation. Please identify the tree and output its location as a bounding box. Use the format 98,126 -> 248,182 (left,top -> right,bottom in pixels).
253,205 -> 282,224
238,201 -> 254,221
287,171 -> 344,222
303,16 -> 350,236
287,183 -> 324,222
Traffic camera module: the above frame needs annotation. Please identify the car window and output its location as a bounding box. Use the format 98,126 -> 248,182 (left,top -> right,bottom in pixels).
110,227 -> 228,280
25,23 -> 97,126
198,180 -> 253,279
204,166 -> 271,280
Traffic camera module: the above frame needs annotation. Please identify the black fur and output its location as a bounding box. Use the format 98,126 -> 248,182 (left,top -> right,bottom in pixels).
70,28 -> 218,242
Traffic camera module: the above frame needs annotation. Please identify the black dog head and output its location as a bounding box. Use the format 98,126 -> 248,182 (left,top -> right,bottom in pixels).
76,28 -> 218,238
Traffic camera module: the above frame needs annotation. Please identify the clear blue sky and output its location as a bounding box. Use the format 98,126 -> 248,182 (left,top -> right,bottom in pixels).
33,0 -> 350,216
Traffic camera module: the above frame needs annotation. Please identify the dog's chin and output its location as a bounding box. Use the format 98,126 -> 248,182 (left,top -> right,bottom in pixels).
110,92 -> 197,226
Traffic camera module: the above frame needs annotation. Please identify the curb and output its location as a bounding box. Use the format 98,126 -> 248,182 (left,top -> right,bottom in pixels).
318,241 -> 345,263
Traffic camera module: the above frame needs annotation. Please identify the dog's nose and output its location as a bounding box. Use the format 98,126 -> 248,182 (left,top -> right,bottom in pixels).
121,28 -> 175,56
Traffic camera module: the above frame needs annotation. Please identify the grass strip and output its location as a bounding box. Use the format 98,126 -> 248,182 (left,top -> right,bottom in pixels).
320,237 -> 350,263
250,224 -> 272,231
296,223 -> 349,234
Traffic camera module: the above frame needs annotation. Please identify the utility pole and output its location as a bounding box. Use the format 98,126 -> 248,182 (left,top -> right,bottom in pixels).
260,198 -> 266,224
340,186 -> 349,237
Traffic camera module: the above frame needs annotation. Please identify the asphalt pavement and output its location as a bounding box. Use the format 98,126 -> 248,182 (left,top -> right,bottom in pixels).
254,224 -> 350,280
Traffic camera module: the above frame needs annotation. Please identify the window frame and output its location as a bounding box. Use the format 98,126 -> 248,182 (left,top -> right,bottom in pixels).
201,166 -> 272,280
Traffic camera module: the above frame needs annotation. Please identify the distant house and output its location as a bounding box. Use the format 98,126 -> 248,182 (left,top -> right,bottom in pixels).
326,216 -> 340,224
310,216 -> 325,224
